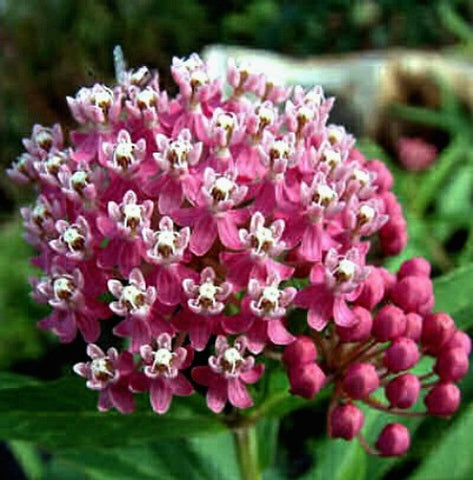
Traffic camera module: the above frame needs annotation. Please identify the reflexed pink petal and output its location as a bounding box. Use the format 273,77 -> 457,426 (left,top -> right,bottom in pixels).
240,364 -> 264,384
217,215 -> 242,249
267,319 -> 295,345
172,374 -> 194,396
228,378 -> 253,409
110,386 -> 135,414
207,384 -> 227,413
190,214 -> 217,256
150,378 -> 173,414
98,389 -> 113,412
156,267 -> 181,305
333,297 -> 356,327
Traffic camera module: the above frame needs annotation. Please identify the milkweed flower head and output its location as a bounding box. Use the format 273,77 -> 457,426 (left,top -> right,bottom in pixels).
10,53 -> 468,457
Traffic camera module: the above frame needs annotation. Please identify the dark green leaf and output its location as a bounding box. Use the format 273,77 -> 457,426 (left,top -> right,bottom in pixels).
433,263 -> 473,329
0,375 -> 225,449
410,405 -> 473,480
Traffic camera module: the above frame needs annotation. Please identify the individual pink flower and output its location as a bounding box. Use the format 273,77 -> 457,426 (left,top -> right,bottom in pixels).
73,344 -> 135,413
223,273 -> 296,353
136,333 -> 194,413
295,247 -> 370,330
192,336 -> 264,413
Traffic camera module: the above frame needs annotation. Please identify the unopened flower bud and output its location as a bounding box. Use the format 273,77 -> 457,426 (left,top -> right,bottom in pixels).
384,337 -> 420,373
390,276 -> 433,315
366,159 -> 393,192
336,306 -> 372,343
424,382 -> 460,417
282,336 -> 317,366
444,331 -> 472,355
435,347 -> 469,382
356,268 -> 385,310
398,257 -> 431,279
403,313 -> 423,342
372,305 -> 406,342
375,423 -> 410,457
329,403 -> 364,440
288,363 -> 325,399
385,374 -> 420,409
421,312 -> 456,355
343,363 -> 379,399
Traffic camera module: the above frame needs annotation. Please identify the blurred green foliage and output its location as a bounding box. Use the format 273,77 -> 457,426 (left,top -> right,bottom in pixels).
1,0 -> 472,200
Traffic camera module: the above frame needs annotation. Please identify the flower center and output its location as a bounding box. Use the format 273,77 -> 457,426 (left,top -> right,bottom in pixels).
137,88 -> 157,109
121,284 -> 145,311
156,229 -> 177,258
313,184 -> 336,207
334,259 -> 356,283
70,170 -> 89,191
198,281 -> 218,308
123,203 -> 142,231
90,357 -> 114,381
321,149 -> 341,169
63,226 -> 85,251
167,140 -> 190,168
222,347 -> 243,374
114,140 -> 135,171
190,70 -> 209,88
46,153 -> 66,175
270,140 -> 290,161
251,226 -> 275,255
35,129 -> 54,150
154,348 -> 174,368
258,285 -> 281,313
53,276 -> 76,300
357,205 -> 375,226
131,66 -> 151,86
351,168 -> 370,185
257,106 -> 274,127
91,86 -> 113,110
211,176 -> 235,202
327,127 -> 343,145
32,204 -> 51,225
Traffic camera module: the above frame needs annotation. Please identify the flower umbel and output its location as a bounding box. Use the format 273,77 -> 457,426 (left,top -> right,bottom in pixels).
10,53 -> 468,459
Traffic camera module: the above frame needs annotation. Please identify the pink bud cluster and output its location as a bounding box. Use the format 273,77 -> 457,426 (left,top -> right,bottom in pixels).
283,258 -> 469,457
8,54 -> 468,456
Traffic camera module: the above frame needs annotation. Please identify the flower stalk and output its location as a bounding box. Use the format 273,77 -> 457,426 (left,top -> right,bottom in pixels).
233,423 -> 261,480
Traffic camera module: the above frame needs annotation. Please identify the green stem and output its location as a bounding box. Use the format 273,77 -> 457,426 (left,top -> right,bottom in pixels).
233,423 -> 261,480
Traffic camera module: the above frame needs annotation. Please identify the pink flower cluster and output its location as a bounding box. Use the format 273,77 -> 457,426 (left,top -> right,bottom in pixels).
9,53 -> 468,456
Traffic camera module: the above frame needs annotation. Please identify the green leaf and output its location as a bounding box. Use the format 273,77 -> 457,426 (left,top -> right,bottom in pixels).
410,405 -> 473,480
0,375 -> 225,449
301,436 -> 366,480
433,263 -> 473,329
9,441 -> 44,480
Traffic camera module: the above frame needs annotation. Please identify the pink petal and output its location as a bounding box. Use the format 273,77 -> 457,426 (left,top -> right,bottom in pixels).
190,213 -> 217,256
222,313 -> 253,334
191,366 -> 215,387
189,319 -> 212,351
109,386 -> 135,414
150,378 -> 173,414
333,297 -> 356,327
240,364 -> 264,384
267,319 -> 295,345
171,374 -> 194,396
300,223 -> 323,262
207,383 -> 227,413
156,267 -> 181,305
98,390 -> 113,412
158,177 -> 183,214
228,378 -> 253,409
217,215 -> 242,249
